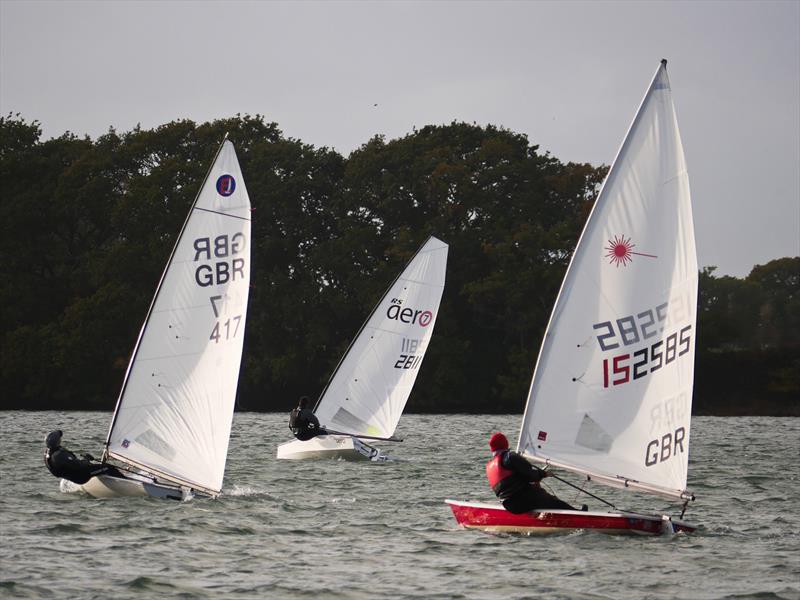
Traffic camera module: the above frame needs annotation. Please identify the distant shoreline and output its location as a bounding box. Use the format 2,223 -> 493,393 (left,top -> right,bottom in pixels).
7,408 -> 798,417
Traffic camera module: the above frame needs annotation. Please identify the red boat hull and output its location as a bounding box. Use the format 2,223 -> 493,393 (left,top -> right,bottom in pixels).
445,500 -> 696,535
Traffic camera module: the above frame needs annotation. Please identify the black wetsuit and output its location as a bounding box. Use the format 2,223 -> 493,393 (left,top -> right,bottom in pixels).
289,407 -> 326,441
44,447 -> 122,485
490,449 -> 577,513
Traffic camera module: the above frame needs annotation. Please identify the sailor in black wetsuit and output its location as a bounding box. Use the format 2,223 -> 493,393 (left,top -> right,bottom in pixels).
43,430 -> 123,485
486,432 -> 585,513
289,397 -> 329,441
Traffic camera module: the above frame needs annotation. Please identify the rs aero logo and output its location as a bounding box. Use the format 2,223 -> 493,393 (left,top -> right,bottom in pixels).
387,301 -> 434,327
216,174 -> 236,197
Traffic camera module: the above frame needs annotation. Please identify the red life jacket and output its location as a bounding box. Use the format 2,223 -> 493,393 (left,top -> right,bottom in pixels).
486,451 -> 515,492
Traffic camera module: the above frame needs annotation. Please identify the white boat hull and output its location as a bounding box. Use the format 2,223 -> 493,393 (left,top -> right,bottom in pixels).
276,435 -> 394,461
79,473 -> 187,500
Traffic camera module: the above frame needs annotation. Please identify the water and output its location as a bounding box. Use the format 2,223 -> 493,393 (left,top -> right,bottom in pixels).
1,413 -> 798,600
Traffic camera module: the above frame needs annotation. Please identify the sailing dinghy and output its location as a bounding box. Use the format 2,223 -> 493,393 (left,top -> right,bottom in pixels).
77,138 -> 251,499
277,236 -> 448,461
447,60 -> 698,535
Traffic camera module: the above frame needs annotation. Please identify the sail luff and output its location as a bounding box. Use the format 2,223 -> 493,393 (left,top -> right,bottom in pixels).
103,136 -> 232,458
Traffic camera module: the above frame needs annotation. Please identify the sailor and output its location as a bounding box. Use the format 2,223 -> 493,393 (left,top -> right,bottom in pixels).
288,397 -> 329,441
486,432 -> 585,513
43,430 -> 123,485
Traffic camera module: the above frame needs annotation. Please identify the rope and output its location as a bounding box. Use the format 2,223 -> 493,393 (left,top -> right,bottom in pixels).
546,471 -> 618,510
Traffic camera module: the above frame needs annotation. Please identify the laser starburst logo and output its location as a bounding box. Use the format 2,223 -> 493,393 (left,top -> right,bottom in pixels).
604,235 -> 657,267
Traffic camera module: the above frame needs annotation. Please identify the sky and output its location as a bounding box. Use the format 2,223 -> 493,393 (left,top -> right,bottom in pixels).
1,0 -> 798,277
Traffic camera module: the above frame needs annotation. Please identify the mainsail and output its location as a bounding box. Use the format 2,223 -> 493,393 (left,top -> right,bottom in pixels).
104,139 -> 251,496
313,237 -> 448,439
518,61 -> 697,500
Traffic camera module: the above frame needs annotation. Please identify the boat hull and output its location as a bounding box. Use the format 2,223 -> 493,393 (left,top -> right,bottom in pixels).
79,473 -> 186,500
276,435 -> 394,461
445,500 -> 696,535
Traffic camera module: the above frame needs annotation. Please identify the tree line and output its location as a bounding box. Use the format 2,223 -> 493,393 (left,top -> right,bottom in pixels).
1,113 -> 797,415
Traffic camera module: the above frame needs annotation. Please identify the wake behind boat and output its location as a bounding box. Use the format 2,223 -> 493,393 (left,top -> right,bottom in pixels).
447,60 -> 699,535
49,138 -> 252,499
277,236 -> 448,461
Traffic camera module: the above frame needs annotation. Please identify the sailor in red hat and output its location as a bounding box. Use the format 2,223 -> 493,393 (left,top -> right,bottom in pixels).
486,432 -> 584,513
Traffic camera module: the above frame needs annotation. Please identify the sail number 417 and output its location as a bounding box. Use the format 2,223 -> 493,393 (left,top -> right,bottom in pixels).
208,295 -> 243,343
210,316 -> 242,343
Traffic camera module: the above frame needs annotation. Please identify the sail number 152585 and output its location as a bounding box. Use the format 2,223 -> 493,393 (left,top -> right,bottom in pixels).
601,325 -> 692,387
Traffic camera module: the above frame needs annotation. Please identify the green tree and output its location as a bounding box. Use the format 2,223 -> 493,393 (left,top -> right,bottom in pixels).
5,113 -> 793,415
746,257 -> 800,348
332,122 -> 604,411
697,266 -> 761,350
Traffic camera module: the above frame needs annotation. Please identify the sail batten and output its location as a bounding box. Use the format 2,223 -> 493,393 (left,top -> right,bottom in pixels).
518,62 -> 697,500
194,206 -> 252,221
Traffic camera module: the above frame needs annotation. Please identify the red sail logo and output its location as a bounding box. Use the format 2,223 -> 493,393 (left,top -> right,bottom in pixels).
605,235 -> 657,267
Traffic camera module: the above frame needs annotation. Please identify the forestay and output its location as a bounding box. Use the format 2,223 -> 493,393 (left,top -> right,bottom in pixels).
518,61 -> 697,500
104,140 -> 251,496
313,237 -> 448,439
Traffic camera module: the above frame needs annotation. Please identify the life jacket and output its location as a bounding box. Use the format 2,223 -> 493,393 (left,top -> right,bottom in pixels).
486,451 -> 514,489
486,450 -> 527,499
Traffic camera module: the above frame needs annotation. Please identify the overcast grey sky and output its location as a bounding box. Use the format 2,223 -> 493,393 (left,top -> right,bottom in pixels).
1,0 -> 798,277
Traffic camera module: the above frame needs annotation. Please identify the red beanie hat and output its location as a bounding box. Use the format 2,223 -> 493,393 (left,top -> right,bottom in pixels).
489,432 -> 509,452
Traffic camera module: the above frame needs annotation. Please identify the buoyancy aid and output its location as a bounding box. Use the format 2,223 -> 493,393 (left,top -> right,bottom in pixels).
486,451 -> 513,488
486,450 -> 527,499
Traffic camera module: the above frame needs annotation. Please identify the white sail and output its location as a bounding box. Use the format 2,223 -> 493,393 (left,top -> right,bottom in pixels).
518,61 -> 696,500
313,237 -> 448,439
104,140 -> 251,496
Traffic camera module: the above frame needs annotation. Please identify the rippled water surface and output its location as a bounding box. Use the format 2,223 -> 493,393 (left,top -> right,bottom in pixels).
1,412 -> 798,599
